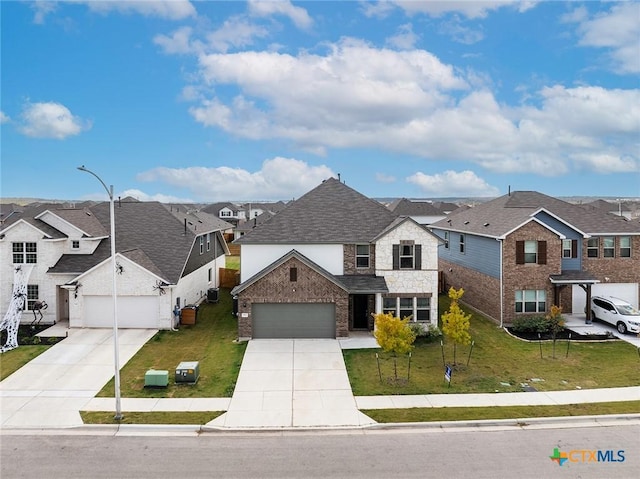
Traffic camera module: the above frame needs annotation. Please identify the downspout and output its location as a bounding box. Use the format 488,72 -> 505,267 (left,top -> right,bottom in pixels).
499,238 -> 504,328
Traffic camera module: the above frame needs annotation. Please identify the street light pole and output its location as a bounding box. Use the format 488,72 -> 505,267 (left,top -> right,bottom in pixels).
77,166 -> 122,420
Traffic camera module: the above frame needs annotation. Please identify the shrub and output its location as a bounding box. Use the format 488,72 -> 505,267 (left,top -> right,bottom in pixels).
408,322 -> 442,342
511,315 -> 549,334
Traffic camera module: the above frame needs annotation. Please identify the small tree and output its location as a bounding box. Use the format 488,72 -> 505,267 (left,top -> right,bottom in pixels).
546,304 -> 565,359
373,312 -> 416,382
441,287 -> 472,366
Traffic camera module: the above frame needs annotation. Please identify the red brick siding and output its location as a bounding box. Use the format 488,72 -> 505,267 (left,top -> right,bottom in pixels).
236,257 -> 349,338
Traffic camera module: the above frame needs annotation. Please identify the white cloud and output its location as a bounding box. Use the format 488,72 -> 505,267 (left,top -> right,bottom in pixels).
19,102 -> 91,139
407,170 -> 500,197
31,1 -> 196,23
390,0 -> 537,19
137,157 -> 335,201
85,0 -> 196,20
206,16 -> 270,53
0,111 -> 10,123
386,23 -> 419,50
119,189 -> 194,203
248,0 -> 313,30
154,26 -> 199,55
567,2 -> 640,74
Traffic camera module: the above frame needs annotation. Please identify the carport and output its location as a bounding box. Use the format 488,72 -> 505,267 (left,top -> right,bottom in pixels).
549,271 -> 599,322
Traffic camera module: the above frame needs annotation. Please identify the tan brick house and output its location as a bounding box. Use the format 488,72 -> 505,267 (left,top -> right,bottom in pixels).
231,178 -> 442,339
430,191 -> 640,327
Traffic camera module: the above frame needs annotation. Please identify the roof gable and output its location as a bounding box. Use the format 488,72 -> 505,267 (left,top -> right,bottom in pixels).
235,178 -> 397,244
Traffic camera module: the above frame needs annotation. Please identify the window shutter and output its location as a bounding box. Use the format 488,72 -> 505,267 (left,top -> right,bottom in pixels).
415,244 -> 422,270
538,241 -> 547,264
571,240 -> 578,258
516,241 -> 524,264
392,245 -> 399,270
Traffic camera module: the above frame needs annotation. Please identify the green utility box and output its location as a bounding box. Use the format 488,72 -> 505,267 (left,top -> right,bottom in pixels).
144,369 -> 169,388
175,361 -> 200,384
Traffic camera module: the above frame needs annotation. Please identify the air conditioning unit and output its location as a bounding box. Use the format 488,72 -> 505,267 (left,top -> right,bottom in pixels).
207,288 -> 219,303
175,361 -> 200,384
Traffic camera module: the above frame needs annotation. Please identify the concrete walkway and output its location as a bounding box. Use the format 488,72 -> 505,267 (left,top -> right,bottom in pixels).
0,328 -> 157,428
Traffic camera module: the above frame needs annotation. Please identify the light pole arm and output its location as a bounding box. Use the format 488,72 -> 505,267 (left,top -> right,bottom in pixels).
77,166 -> 113,200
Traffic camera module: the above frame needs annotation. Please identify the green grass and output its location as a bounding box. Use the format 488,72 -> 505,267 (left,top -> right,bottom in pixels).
225,255 -> 240,270
80,411 -> 224,425
97,289 -> 247,398
364,401 -> 640,423
344,295 -> 640,395
0,345 -> 50,381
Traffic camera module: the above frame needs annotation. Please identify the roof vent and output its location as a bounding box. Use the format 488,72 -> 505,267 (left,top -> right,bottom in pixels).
484,222 -> 490,227
464,221 -> 469,224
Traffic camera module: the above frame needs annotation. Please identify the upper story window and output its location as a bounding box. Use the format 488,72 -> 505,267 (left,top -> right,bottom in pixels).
603,237 -> 615,258
220,210 -> 232,217
620,236 -> 631,258
459,234 -> 465,254
72,240 -> 80,249
444,231 -> 449,249
587,238 -> 599,258
400,241 -> 414,269
562,239 -> 572,258
392,241 -> 422,270
356,244 -> 370,268
199,236 -> 204,254
206,233 -> 211,252
13,242 -> 37,264
516,240 -> 547,265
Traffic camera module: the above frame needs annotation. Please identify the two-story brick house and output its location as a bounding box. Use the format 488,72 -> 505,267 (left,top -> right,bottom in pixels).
231,178 -> 442,339
0,200 -> 231,330
430,191 -> 640,327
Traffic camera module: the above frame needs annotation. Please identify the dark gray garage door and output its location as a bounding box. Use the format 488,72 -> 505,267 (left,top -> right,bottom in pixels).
252,303 -> 336,339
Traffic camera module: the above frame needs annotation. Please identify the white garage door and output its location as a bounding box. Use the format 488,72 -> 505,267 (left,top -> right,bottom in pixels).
572,283 -> 639,313
84,296 -> 159,328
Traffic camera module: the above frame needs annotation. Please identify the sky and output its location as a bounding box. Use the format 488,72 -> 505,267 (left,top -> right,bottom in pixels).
1,1 -> 639,203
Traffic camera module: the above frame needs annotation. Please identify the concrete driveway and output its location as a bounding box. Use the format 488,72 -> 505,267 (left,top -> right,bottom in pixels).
564,314 -> 640,348
208,339 -> 376,429
0,328 -> 157,428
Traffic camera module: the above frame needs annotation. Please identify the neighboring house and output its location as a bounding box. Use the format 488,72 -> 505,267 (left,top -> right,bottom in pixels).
0,200 -> 231,329
582,199 -> 633,220
233,211 -> 275,241
201,202 -> 246,226
242,201 -> 287,219
387,198 -> 449,225
430,191 -> 640,327
231,178 -> 442,340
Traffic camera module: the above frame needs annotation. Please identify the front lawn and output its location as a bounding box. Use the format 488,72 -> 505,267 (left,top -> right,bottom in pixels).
97,289 -> 246,398
344,295 -> 640,395
0,344 -> 50,381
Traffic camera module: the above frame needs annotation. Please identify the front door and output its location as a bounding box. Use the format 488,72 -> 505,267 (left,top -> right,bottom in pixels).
353,295 -> 369,330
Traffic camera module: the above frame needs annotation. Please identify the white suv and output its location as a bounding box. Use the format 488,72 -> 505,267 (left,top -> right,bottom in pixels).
590,296 -> 640,335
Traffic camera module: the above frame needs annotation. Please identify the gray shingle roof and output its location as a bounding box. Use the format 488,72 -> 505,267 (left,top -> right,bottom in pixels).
388,198 -> 441,216
431,191 -> 640,237
235,178 -> 398,244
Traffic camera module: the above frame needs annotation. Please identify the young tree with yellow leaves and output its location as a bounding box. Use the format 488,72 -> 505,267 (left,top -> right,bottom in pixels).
373,312 -> 416,382
441,287 -> 472,366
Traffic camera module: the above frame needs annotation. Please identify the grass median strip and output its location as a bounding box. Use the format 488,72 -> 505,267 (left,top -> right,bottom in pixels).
363,401 -> 640,423
80,411 -> 224,425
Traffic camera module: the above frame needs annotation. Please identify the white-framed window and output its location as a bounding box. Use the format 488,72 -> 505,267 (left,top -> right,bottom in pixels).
381,296 -> 431,322
459,234 -> 465,254
72,240 -> 80,249
400,242 -> 414,269
199,236 -> 204,254
206,233 -> 211,252
208,268 -> 212,282
515,289 -> 546,313
12,242 -> 37,264
603,237 -> 615,258
220,210 -> 232,217
416,297 -> 431,322
620,236 -> 631,258
587,238 -> 599,258
562,239 -> 572,258
27,284 -> 39,310
524,240 -> 538,264
444,231 -> 449,249
356,244 -> 370,268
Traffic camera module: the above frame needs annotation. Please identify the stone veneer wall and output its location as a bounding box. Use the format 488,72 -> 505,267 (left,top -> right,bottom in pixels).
439,258 -> 501,323
236,256 -> 349,339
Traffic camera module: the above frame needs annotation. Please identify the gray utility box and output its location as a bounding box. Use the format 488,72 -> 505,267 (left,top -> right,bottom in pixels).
175,361 -> 200,384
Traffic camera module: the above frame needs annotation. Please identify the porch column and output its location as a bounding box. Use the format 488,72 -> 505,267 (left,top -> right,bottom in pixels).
375,293 -> 382,315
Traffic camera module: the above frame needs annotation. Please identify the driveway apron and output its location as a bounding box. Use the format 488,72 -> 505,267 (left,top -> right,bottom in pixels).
208,339 -> 376,428
0,328 -> 157,428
